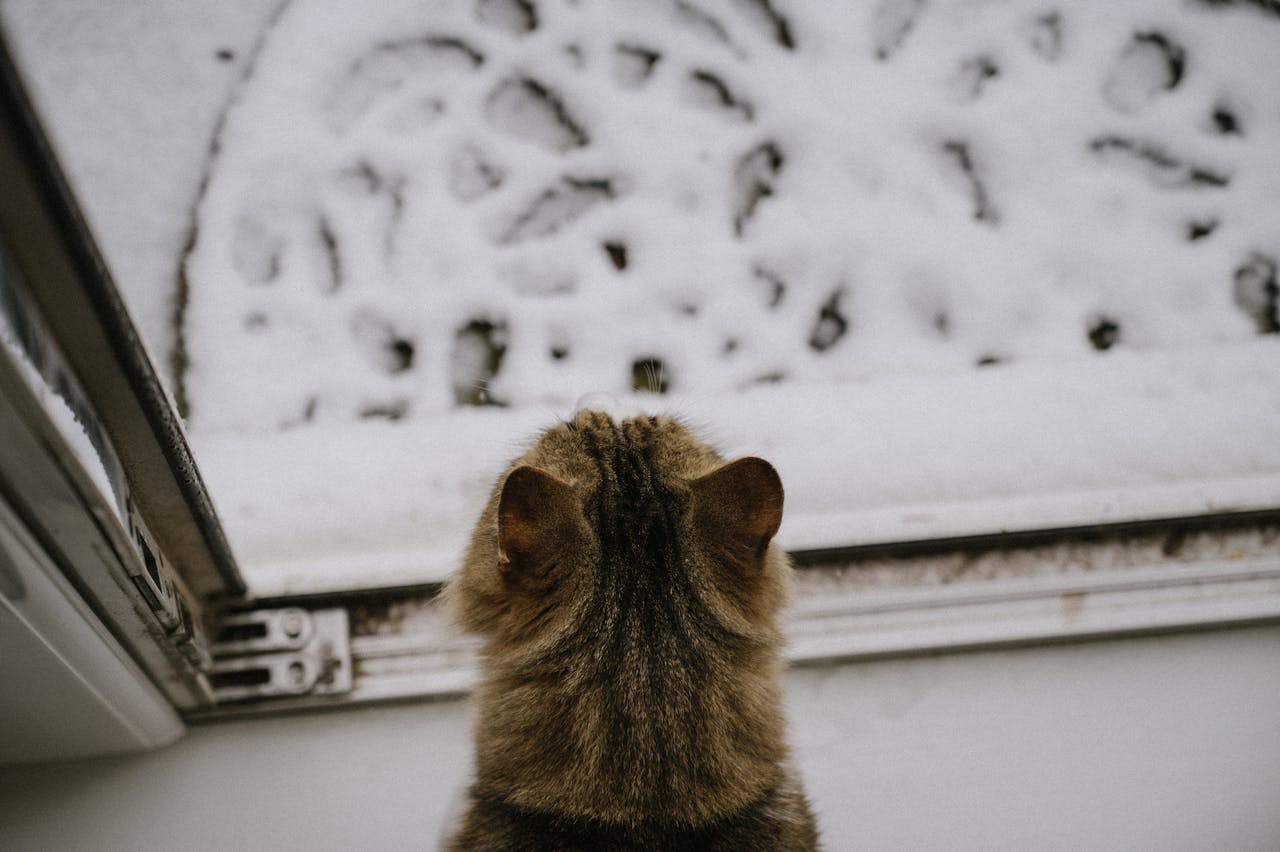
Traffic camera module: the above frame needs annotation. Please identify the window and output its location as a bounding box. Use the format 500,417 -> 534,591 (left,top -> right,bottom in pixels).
2,1 -> 1278,725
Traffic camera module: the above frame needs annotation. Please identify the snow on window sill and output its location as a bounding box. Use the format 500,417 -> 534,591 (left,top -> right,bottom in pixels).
190,338 -> 1280,598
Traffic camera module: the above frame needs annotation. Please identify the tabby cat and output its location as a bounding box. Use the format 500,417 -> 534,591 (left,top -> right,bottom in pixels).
447,409 -> 819,850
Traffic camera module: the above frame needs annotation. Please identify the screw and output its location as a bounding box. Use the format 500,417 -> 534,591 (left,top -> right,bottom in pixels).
281,609 -> 305,639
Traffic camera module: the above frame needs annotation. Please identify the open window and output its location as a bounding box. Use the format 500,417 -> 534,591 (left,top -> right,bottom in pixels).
2,1 -> 1279,750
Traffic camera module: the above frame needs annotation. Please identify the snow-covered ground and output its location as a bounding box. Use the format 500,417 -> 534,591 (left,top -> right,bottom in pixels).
4,0 -> 1280,595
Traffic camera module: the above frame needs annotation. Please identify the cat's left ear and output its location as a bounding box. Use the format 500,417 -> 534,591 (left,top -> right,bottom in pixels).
690,457 -> 784,559
497,466 -> 578,582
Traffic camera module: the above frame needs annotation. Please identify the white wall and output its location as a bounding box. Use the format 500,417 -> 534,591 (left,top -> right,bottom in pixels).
3,626 -> 1278,851
790,626 -> 1280,851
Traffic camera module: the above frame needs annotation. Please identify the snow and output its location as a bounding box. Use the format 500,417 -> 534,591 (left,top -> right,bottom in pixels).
191,340 -> 1280,596
3,0 -> 1280,595
0,0 -> 282,368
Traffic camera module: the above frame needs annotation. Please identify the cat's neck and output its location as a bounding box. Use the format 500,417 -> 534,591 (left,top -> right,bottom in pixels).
471,639 -> 790,826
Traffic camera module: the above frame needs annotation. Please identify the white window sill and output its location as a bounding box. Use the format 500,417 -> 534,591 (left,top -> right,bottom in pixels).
196,514 -> 1280,717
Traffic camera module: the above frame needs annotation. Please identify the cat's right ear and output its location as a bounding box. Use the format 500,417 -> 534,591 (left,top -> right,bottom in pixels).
690,456 -> 784,566
497,466 -> 578,584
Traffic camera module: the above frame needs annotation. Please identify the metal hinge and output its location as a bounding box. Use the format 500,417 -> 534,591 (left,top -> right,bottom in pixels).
121,506 -> 213,678
209,607 -> 353,704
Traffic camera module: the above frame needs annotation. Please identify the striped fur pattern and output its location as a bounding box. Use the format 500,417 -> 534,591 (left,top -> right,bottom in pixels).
447,411 -> 818,849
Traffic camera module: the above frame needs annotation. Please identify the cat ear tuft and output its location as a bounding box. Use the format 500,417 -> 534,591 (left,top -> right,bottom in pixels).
691,457 -> 784,559
498,466 -> 577,578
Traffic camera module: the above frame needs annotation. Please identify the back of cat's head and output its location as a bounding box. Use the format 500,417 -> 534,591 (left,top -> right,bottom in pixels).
448,399 -> 792,661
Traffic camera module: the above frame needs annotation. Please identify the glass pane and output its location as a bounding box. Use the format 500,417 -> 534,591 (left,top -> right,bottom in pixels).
4,1 -> 1279,595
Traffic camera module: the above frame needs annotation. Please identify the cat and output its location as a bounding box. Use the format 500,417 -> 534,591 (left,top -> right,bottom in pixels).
446,408 -> 819,850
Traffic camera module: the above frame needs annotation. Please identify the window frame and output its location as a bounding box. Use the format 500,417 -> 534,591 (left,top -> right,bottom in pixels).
1,15 -> 1278,728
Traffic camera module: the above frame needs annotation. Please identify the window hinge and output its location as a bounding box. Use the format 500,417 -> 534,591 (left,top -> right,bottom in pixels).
208,607 -> 352,704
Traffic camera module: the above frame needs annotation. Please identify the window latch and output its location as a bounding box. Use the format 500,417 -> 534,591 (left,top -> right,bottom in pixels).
209,607 -> 352,704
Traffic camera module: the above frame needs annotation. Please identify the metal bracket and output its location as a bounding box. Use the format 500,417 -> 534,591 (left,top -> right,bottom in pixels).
124,509 -> 180,630
209,607 -> 352,704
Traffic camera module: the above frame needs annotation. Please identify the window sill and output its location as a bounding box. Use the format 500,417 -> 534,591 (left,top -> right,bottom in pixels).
193,513 -> 1280,719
